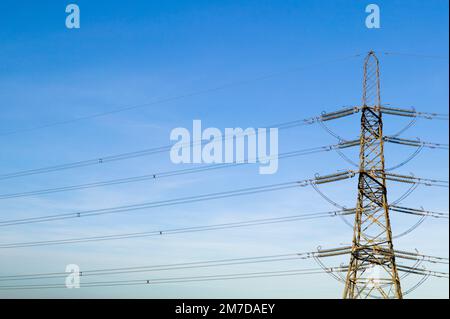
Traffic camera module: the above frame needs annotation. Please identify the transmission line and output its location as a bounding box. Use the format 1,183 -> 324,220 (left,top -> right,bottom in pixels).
0,209 -> 355,249
0,267 -> 349,290
2,247 -> 446,282
381,105 -> 449,121
0,251 -> 322,281
382,51 -> 450,61
0,54 -> 364,137
0,171 -> 446,227
0,205 -> 445,249
389,205 -> 449,219
0,108 -> 360,181
0,141 -> 358,200
0,262 -> 446,290
384,136 -> 449,149
384,172 -> 449,188
1,108 -> 446,182
0,135 -> 444,200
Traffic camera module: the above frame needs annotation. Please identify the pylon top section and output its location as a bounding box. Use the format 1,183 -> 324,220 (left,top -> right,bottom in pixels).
362,51 -> 381,109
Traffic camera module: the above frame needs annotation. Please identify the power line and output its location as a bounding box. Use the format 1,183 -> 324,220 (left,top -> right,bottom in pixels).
0,141 -> 358,200
1,107 -> 446,181
0,50 -> 445,139
0,135 -> 444,200
0,180 -> 309,227
389,205 -> 449,219
382,51 -> 450,60
1,247 -> 446,282
0,171 -> 358,227
0,172 -> 446,227
0,251 -> 322,281
0,54 -> 363,137
397,265 -> 449,278
384,136 -> 449,150
381,106 -> 449,121
0,209 -> 354,249
0,109 -> 355,181
0,267 -> 347,290
317,246 -> 449,264
0,206 -> 446,249
0,265 -> 446,290
384,172 -> 449,188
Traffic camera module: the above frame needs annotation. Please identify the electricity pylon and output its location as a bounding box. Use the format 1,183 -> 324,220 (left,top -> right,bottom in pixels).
343,51 -> 403,299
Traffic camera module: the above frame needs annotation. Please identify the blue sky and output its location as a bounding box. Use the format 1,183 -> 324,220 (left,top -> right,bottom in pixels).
0,0 -> 448,298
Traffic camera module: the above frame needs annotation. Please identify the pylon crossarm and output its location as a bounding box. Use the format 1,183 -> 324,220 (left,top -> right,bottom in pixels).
380,105 -> 449,120
337,139 -> 361,149
320,106 -> 361,122
314,171 -> 355,184
384,172 -> 449,187
389,205 -> 449,218
384,136 -> 449,149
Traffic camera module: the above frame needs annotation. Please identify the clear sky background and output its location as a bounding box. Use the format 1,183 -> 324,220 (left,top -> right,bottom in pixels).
0,0 -> 448,298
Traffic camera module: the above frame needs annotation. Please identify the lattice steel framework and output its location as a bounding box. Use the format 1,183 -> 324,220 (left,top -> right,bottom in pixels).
343,51 -> 403,299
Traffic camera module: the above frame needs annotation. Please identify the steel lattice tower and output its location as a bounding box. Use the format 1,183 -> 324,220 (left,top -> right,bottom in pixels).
343,51 -> 403,299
